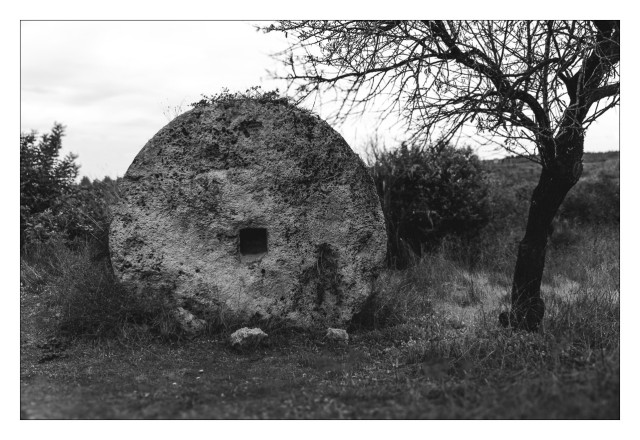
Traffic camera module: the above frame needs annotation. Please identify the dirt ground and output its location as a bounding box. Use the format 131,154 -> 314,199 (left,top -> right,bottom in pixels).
20,291 -> 618,420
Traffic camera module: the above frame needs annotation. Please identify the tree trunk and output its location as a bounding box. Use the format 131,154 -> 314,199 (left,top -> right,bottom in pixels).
500,135 -> 584,331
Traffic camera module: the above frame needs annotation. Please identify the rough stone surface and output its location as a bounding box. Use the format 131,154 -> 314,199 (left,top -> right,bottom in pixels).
229,327 -> 268,347
109,98 -> 387,328
173,307 -> 207,334
325,328 -> 349,344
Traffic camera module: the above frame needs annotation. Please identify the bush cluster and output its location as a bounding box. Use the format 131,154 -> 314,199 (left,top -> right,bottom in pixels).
20,124 -> 118,247
369,142 -> 490,268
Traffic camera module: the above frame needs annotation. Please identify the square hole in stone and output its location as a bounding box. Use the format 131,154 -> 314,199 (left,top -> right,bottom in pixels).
240,228 -> 268,256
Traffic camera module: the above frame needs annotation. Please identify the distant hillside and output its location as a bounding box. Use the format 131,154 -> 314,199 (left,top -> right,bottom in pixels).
482,151 -> 619,184
481,151 -> 619,227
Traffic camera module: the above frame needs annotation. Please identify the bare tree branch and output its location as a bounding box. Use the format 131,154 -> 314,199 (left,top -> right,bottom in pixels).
265,20 -> 619,162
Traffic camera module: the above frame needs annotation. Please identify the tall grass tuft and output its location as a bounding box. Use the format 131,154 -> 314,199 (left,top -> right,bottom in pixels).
21,240 -> 182,341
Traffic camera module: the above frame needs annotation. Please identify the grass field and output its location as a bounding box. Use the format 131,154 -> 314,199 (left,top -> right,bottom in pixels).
19,153 -> 620,419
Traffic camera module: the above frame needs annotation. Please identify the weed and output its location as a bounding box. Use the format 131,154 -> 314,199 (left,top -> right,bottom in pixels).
191,86 -> 293,109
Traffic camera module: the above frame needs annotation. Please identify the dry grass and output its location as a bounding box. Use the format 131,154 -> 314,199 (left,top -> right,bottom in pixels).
350,222 -> 619,417
20,222 -> 619,419
20,240 -> 184,341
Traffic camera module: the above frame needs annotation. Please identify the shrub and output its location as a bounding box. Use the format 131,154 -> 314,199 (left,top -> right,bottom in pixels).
20,124 -> 78,244
20,124 -> 119,246
67,176 -> 120,249
483,178 -> 532,230
369,141 -> 490,268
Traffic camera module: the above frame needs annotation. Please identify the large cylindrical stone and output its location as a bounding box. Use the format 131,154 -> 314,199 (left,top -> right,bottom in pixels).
109,98 -> 387,328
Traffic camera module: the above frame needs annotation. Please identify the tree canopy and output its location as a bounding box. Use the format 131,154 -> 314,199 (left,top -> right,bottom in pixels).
267,21 -> 619,162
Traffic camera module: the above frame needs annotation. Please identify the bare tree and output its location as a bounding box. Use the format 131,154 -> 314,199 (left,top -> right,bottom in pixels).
266,20 -> 620,331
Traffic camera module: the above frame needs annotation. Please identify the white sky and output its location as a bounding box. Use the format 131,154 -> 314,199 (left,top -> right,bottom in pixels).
21,20 -> 619,180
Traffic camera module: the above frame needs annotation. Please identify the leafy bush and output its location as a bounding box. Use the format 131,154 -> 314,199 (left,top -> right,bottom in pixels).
20,124 -> 78,244
20,124 -> 119,246
67,176 -> 120,249
483,177 -> 533,230
369,142 -> 490,268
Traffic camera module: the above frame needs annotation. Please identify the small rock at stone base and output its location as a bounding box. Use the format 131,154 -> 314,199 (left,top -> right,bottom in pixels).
173,307 -> 207,334
326,328 -> 349,344
229,327 -> 268,347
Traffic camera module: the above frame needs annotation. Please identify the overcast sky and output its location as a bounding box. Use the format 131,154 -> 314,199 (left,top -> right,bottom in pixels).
21,21 -> 620,180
